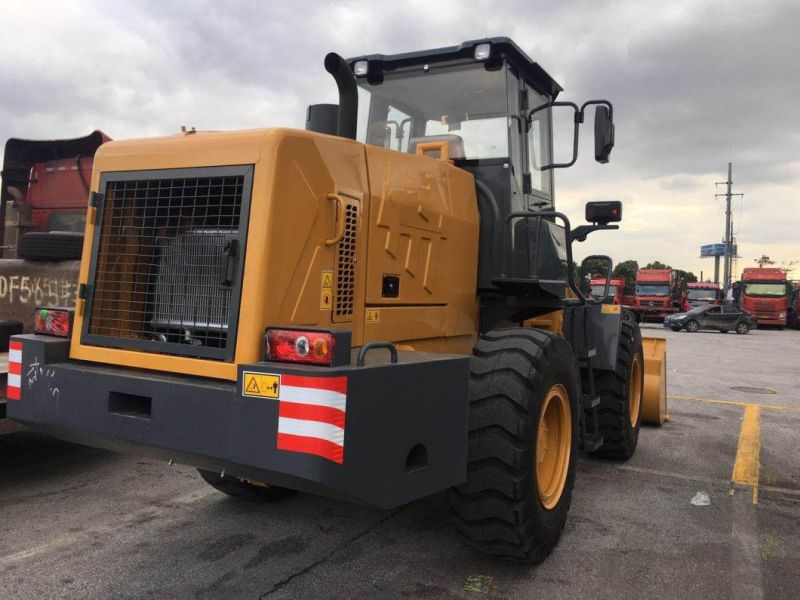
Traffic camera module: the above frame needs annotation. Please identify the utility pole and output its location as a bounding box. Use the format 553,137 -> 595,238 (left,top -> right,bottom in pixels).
715,163 -> 743,294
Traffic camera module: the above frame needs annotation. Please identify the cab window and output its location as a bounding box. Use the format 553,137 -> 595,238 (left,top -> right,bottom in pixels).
357,63 -> 510,160
525,86 -> 552,195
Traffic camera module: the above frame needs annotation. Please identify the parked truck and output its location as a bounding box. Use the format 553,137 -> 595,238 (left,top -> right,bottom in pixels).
6,38 -> 668,563
0,130 -> 108,416
686,281 -> 721,309
738,267 -> 789,328
589,277 -> 625,304
629,268 -> 688,322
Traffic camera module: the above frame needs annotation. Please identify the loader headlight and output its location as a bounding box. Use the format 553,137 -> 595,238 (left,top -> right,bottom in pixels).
353,60 -> 368,76
474,43 -> 491,61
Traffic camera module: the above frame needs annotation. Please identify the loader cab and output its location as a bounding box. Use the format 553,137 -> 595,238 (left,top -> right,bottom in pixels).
349,38 -> 558,216
348,39 -> 572,304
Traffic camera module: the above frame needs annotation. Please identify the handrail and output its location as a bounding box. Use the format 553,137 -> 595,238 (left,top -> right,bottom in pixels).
324,193 -> 347,246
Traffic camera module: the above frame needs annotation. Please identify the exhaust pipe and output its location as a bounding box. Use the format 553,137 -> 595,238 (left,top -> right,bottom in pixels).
324,52 -> 358,140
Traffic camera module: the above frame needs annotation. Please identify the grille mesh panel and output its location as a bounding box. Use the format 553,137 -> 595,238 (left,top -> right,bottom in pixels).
86,173 -> 246,357
335,202 -> 358,318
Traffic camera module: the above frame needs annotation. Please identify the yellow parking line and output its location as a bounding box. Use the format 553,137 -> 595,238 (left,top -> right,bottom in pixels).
732,405 -> 761,504
669,394 -> 800,414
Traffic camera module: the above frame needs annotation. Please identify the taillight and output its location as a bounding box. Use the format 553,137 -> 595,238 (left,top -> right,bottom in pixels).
34,307 -> 74,337
266,329 -> 337,366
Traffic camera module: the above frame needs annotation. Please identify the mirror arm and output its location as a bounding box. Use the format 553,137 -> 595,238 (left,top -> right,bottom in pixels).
526,100 -> 615,171
579,99 -> 614,121
570,224 -> 619,243
526,101 -> 581,170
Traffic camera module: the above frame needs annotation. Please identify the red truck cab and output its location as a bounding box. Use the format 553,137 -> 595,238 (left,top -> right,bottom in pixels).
630,268 -> 688,321
0,131 -> 109,416
686,281 -> 721,309
739,268 -> 789,327
590,277 -> 625,304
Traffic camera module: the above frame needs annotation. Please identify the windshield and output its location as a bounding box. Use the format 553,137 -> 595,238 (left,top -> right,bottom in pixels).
356,63 -> 510,160
687,289 -> 717,301
743,283 -> 786,297
591,285 -> 618,297
636,284 -> 669,296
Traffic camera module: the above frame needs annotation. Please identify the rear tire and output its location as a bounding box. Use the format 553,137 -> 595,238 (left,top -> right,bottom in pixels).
17,232 -> 83,261
447,328 -> 580,564
197,469 -> 294,501
588,319 -> 644,460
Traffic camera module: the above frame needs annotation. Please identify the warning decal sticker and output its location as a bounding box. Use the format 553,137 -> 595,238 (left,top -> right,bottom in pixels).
320,270 -> 333,310
242,372 -> 281,398
601,304 -> 621,314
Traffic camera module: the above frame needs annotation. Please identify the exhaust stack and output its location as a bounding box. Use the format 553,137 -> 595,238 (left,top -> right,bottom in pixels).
323,52 -> 358,140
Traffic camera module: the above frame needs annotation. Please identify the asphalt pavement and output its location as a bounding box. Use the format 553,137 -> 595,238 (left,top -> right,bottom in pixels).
1,324 -> 798,599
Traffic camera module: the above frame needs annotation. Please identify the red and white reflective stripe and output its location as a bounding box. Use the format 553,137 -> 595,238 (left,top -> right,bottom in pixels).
7,340 -> 22,401
276,374 -> 347,464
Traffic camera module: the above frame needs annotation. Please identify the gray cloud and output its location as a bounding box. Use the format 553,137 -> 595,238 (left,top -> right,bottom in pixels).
1,0 -> 797,276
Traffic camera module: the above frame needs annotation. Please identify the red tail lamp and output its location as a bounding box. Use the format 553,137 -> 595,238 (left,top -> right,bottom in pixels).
34,307 -> 74,337
265,328 -> 351,367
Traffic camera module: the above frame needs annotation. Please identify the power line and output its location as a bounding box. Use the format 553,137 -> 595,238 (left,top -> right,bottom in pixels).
715,162 -> 743,293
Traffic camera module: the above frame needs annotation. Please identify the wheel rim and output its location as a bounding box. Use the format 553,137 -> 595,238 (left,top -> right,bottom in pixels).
688,321 -> 698,332
738,323 -> 747,333
629,353 -> 643,427
536,384 -> 572,510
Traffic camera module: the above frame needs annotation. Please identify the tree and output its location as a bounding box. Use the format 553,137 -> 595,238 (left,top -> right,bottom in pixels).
780,260 -> 798,276
755,255 -> 775,267
674,269 -> 698,283
612,259 -> 639,294
583,258 -> 612,278
644,260 -> 670,270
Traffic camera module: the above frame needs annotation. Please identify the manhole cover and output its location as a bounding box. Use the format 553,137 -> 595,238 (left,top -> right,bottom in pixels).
730,386 -> 777,395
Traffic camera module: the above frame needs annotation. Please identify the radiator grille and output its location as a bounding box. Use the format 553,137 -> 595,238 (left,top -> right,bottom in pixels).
84,168 -> 250,360
150,231 -> 233,335
334,202 -> 358,319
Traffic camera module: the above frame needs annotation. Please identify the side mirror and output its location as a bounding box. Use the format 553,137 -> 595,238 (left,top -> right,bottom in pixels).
585,200 -> 622,225
594,106 -> 615,163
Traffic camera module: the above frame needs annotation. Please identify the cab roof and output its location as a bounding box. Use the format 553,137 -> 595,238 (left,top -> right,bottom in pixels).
347,37 -> 563,99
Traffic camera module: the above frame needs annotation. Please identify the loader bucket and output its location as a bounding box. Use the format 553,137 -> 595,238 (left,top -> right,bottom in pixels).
641,337 -> 667,425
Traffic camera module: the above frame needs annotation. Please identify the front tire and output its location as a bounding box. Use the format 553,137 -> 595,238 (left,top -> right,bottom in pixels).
685,320 -> 700,333
197,469 -> 294,501
447,328 -> 581,564
589,319 -> 644,459
736,322 -> 750,335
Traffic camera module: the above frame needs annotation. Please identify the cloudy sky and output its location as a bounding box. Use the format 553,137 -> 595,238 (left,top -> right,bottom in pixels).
2,0 -> 798,279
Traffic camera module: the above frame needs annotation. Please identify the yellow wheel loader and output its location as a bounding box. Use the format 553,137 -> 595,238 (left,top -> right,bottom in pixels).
8,38 -> 667,563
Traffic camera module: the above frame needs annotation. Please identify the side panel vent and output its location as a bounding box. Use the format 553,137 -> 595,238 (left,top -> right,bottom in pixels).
333,201 -> 359,321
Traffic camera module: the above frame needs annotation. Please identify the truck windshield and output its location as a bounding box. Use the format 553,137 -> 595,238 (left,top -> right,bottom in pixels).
591,285 -> 618,297
687,289 -> 716,301
636,284 -> 669,296
743,283 -> 786,297
356,63 -> 509,159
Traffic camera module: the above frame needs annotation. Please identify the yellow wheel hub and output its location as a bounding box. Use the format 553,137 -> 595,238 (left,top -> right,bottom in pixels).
629,353 -> 643,427
536,384 -> 572,510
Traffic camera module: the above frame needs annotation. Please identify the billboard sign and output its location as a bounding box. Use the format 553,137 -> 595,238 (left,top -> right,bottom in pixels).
700,243 -> 738,257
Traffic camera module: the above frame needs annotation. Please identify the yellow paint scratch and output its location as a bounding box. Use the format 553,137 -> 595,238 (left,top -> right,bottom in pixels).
732,405 -> 761,499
